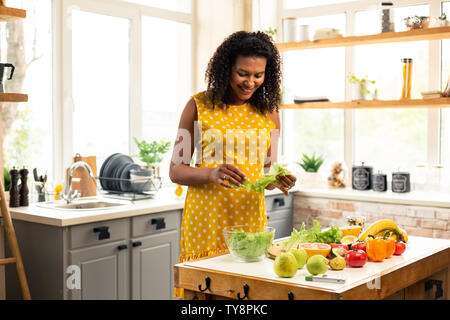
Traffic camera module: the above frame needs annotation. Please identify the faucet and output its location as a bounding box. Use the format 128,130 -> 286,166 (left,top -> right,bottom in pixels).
61,161 -> 96,204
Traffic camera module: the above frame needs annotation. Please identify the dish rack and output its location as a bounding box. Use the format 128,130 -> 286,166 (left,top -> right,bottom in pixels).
96,175 -> 162,201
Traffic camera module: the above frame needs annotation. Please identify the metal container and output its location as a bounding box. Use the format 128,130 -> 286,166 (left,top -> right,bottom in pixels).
352,162 -> 373,190
372,172 -> 387,192
392,171 -> 411,193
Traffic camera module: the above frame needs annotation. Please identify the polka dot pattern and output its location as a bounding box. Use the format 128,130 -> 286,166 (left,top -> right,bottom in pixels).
179,91 -> 276,261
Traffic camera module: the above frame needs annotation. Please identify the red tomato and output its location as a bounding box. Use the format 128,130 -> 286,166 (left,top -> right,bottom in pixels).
345,249 -> 367,268
350,242 -> 366,252
394,241 -> 406,255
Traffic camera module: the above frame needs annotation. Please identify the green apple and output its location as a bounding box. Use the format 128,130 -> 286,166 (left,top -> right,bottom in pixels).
288,248 -> 308,269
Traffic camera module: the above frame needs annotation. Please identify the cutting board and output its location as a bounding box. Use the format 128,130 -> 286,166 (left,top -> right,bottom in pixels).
66,154 -> 97,197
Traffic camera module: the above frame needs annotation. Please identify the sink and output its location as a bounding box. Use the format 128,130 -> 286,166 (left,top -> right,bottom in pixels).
36,198 -> 129,211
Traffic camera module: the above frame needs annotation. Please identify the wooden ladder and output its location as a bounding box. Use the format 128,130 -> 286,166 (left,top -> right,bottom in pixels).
0,179 -> 31,300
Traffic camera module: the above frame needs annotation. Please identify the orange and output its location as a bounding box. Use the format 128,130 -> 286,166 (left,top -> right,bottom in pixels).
340,226 -> 362,237
299,243 -> 331,260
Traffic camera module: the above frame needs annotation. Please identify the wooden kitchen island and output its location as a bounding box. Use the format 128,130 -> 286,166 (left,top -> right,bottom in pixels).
174,236 -> 449,300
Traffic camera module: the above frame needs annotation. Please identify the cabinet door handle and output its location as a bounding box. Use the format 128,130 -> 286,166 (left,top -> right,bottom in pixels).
151,217 -> 166,230
273,198 -> 285,208
117,244 -> 128,251
132,241 -> 142,247
93,226 -> 110,240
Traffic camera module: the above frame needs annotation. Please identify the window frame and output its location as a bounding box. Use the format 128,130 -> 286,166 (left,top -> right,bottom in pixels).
277,0 -> 445,172
53,0 -> 195,182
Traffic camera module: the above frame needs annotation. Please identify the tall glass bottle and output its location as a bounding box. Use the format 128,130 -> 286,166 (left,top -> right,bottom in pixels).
401,58 -> 413,99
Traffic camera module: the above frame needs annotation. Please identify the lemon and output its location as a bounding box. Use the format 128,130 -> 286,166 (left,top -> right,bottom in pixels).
54,183 -> 64,200
341,235 -> 358,245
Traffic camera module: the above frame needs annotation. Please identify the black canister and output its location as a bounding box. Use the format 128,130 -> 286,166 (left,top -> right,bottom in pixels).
392,171 -> 411,193
372,172 -> 387,192
352,162 -> 373,190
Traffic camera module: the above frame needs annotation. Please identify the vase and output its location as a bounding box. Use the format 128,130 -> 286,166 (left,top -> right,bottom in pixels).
297,171 -> 324,189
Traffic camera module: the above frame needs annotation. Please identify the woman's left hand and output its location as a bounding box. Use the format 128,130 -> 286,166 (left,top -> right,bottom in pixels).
265,174 -> 297,196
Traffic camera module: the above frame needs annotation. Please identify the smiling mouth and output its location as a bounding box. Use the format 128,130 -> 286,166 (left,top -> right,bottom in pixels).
239,86 -> 254,95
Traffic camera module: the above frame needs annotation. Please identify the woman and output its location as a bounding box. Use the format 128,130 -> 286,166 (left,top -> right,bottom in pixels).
169,31 -> 296,297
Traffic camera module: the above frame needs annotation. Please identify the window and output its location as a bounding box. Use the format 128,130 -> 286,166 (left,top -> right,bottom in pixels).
441,1 -> 450,166
353,5 -> 429,170
282,14 -> 345,173
71,10 -> 130,165
122,0 -> 191,13
2,0 -> 53,180
283,0 -> 357,10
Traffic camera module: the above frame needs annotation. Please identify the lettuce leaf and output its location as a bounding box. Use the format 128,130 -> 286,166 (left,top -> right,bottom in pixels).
235,163 -> 291,193
281,220 -> 343,250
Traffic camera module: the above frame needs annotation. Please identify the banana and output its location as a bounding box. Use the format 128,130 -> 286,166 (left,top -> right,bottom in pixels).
358,219 -> 408,242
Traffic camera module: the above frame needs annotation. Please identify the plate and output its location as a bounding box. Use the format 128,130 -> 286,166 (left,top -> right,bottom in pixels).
114,162 -> 131,192
99,153 -> 120,190
102,154 -> 133,191
119,163 -> 141,193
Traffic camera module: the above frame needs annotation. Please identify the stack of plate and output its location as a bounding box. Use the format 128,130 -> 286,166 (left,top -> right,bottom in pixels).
99,153 -> 141,193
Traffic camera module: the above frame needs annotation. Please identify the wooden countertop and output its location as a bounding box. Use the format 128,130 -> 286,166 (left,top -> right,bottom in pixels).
174,236 -> 450,300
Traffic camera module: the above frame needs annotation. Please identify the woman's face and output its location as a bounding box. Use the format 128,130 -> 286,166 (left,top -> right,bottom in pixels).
229,55 -> 267,105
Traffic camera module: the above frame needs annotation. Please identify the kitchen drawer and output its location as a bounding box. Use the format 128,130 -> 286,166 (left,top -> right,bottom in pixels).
265,194 -> 293,212
69,218 -> 128,249
131,210 -> 181,238
266,208 -> 291,221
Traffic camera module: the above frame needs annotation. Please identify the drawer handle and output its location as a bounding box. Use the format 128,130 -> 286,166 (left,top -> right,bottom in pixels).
273,198 -> 285,207
117,244 -> 128,251
151,217 -> 166,230
198,276 -> 210,292
425,279 -> 443,300
237,284 -> 249,300
288,292 -> 294,300
93,226 -> 110,240
132,241 -> 142,247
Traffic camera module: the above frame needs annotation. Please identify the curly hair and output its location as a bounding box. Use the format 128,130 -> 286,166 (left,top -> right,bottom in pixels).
205,31 -> 282,114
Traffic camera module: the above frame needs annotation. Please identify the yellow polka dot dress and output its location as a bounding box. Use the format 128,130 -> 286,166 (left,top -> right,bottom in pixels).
175,91 -> 276,298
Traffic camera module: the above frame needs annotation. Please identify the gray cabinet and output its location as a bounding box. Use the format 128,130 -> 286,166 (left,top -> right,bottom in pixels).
5,209 -> 182,300
69,240 -> 129,300
266,194 -> 293,239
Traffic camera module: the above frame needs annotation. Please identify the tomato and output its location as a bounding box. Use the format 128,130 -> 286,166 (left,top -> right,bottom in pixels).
394,241 -> 406,255
345,249 -> 367,268
350,242 -> 366,252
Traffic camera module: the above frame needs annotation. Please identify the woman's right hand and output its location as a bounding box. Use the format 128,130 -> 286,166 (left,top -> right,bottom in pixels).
208,164 -> 247,188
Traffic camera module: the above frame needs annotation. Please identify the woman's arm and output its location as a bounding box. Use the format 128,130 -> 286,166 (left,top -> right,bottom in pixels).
169,98 -> 246,188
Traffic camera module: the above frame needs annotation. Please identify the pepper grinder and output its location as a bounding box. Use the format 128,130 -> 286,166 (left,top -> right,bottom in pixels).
19,167 -> 29,206
9,167 -> 20,208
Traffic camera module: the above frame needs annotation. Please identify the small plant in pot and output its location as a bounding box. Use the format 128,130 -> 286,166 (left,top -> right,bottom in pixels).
296,153 -> 325,188
133,138 -> 171,192
348,74 -> 377,101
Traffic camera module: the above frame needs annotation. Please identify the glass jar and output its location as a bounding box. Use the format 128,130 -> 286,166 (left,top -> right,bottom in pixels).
412,163 -> 427,192
401,58 -> 413,99
380,2 -> 394,33
431,164 -> 445,193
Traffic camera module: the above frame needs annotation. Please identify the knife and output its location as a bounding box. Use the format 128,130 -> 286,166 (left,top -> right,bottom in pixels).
33,168 -> 39,182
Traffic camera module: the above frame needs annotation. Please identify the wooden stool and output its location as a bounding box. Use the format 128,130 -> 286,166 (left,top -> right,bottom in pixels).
0,179 -> 31,300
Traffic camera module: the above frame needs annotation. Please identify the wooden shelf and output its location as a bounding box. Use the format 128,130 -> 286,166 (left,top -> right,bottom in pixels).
0,6 -> 26,22
0,93 -> 28,103
275,26 -> 450,52
280,98 -> 450,110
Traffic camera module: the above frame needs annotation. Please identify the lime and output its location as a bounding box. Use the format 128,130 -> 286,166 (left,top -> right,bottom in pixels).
273,252 -> 298,278
341,235 -> 358,245
306,255 -> 329,275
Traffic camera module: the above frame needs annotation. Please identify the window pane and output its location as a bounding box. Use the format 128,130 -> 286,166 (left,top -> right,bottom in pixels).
72,10 -> 130,167
284,0 -> 357,9
141,16 -> 191,181
122,0 -> 191,13
441,1 -> 450,166
282,14 -> 345,173
353,5 -> 429,171
1,0 -> 53,179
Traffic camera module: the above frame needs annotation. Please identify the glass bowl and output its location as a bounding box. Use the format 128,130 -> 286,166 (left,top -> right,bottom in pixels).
223,225 -> 275,262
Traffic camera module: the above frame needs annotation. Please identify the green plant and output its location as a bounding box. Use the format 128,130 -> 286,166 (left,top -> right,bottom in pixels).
297,153 -> 324,173
263,27 -> 277,37
348,73 -> 377,97
439,13 -> 447,20
133,137 -> 171,167
4,168 -> 11,191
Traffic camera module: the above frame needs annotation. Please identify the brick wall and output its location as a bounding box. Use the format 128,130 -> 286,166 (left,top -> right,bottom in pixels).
293,195 -> 450,239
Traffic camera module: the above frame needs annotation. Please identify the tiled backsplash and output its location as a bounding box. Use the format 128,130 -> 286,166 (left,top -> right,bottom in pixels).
293,195 -> 450,239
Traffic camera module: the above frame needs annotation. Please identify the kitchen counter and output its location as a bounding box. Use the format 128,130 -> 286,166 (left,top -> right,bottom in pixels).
175,236 -> 450,300
8,187 -> 287,227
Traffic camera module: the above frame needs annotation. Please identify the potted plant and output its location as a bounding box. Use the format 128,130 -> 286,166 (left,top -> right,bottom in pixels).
438,13 -> 449,27
296,153 -> 325,188
348,74 -> 377,101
